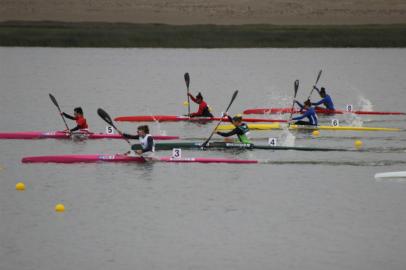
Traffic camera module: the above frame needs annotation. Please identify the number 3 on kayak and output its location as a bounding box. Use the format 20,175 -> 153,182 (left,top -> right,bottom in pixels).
172,148 -> 182,158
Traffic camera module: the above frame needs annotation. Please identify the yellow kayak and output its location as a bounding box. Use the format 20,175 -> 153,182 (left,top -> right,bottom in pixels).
216,123 -> 401,132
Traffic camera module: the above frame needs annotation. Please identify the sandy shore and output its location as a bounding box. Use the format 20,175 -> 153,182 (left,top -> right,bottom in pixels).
1,0 -> 406,25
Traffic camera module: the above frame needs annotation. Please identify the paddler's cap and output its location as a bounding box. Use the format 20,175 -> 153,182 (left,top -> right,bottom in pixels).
196,92 -> 203,100
320,87 -> 326,95
304,99 -> 312,106
232,114 -> 243,122
74,107 -> 83,115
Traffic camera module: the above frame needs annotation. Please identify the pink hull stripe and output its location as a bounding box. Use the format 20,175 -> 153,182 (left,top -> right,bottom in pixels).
22,154 -> 258,164
0,131 -> 178,140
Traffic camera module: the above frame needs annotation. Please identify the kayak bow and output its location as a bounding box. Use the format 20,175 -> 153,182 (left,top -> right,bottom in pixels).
21,154 -> 258,164
374,171 -> 406,179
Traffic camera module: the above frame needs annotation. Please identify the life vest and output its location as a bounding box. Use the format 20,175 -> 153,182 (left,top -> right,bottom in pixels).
139,134 -> 155,152
76,116 -> 88,129
237,123 -> 251,144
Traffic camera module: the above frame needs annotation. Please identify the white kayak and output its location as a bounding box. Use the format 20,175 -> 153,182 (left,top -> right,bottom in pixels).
374,171 -> 406,179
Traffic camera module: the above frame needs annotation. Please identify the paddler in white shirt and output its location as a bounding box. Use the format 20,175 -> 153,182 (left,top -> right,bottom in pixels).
121,125 -> 155,157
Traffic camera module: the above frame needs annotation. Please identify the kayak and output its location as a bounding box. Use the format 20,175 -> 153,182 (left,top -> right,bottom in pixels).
114,115 -> 287,123
131,142 -> 351,152
243,108 -> 406,115
216,123 -> 401,132
21,154 -> 258,164
0,131 -> 178,140
374,171 -> 406,179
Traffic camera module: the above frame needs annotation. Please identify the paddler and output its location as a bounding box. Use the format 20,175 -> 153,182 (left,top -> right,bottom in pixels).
121,125 -> 155,156
311,86 -> 335,110
216,113 -> 251,144
61,107 -> 89,132
291,99 -> 318,126
187,92 -> 214,117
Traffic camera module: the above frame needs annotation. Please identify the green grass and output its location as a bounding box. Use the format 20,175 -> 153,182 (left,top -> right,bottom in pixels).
1,22 -> 406,47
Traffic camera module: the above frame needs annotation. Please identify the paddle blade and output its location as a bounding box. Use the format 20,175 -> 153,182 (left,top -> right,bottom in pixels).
201,89 -> 239,148
315,70 -> 322,85
294,80 -> 299,98
184,73 -> 190,88
97,108 -> 115,128
49,93 -> 59,108
225,90 -> 239,112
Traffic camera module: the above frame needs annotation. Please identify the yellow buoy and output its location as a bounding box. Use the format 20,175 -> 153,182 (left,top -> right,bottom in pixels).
312,130 -> 320,137
16,182 -> 26,191
354,140 -> 363,148
55,204 -> 65,212
183,101 -> 189,107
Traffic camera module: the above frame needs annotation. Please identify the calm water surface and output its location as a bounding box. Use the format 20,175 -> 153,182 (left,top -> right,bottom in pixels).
0,48 -> 406,270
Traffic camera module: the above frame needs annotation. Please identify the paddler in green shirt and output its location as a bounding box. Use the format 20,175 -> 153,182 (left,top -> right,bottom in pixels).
216,113 -> 251,144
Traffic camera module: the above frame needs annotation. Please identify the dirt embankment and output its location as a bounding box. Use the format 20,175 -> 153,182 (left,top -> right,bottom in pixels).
1,0 -> 406,25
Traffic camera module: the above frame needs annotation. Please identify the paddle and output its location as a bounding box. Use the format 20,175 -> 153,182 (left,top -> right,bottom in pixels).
97,108 -> 131,145
184,73 -> 191,116
201,90 -> 238,148
49,93 -> 71,134
307,69 -> 322,99
288,80 -> 300,127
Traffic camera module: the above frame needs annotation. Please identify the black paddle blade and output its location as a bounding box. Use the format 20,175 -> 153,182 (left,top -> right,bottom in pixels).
201,90 -> 239,148
294,80 -> 299,97
97,108 -> 115,128
225,90 -> 239,112
184,73 -> 190,88
315,70 -> 322,84
49,93 -> 59,108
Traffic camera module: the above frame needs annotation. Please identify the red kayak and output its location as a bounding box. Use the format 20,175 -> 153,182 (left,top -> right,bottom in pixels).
114,115 -> 286,123
243,108 -> 406,115
22,154 -> 258,164
0,131 -> 178,140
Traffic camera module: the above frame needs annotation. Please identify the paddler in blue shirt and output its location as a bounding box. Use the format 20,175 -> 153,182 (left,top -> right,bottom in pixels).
216,113 -> 251,144
291,99 -> 318,126
311,86 -> 335,111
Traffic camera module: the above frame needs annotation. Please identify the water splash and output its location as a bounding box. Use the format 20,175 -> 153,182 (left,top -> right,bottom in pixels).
358,96 -> 373,111
343,113 -> 364,127
278,128 -> 296,146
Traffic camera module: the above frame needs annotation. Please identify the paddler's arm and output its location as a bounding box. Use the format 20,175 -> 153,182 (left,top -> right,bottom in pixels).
61,112 -> 75,120
292,110 -> 311,121
292,113 -> 306,121
216,129 -> 238,137
311,98 -> 327,106
70,125 -> 81,132
122,133 -> 140,139
187,93 -> 198,103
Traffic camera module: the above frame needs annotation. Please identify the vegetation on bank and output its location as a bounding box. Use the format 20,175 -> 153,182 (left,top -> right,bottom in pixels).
0,22 -> 405,48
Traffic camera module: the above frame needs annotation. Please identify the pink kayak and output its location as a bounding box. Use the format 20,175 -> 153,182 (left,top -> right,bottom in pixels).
21,154 -> 258,164
0,131 -> 178,140
243,108 -> 406,115
114,115 -> 287,123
